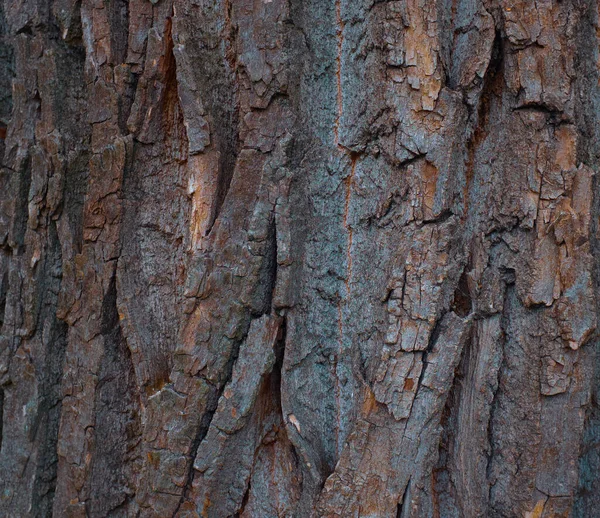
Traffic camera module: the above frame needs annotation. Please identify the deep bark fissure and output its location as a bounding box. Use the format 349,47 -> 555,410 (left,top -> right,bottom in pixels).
0,271 -> 7,328
31,320 -> 68,518
161,16 -> 188,159
2,1 -> 600,515
0,0 -> 13,161
172,385 -> 221,517
0,387 -> 4,452
236,479 -> 252,518
463,29 -> 503,218
397,478 -> 411,518
433,325 -> 470,514
30,221 -> 68,518
205,123 -> 239,239
574,2 -> 600,513
255,216 -> 279,317
487,280 -> 513,510
86,269 -> 140,518
175,219 -> 280,514
451,268 -> 472,318
204,7 -> 240,238
234,314 -> 292,517
107,0 -> 129,67
12,154 -> 33,251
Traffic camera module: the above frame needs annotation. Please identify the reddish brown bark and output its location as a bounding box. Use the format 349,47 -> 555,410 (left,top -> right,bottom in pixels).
1,0 -> 600,516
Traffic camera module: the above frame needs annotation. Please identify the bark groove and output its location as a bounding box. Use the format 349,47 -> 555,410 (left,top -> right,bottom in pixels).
1,0 -> 600,517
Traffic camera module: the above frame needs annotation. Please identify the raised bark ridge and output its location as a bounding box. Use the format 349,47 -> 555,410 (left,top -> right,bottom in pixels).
1,0 -> 600,517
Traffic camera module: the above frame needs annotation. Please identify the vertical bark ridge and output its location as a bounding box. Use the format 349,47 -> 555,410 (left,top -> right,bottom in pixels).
1,0 -> 600,516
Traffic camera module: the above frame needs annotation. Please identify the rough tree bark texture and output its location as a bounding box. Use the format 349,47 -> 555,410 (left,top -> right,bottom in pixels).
2,0 -> 600,516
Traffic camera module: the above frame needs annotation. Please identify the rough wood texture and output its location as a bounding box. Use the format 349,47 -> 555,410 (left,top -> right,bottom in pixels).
1,0 -> 600,516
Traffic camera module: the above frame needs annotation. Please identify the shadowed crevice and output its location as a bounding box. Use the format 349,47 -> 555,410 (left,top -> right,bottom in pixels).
29,220 -> 68,518
397,478 -> 411,518
235,316 -> 303,516
0,270 -> 7,328
107,0 -> 129,66
177,313 -> 292,517
31,318 -> 68,518
206,112 -> 240,237
161,16 -> 189,160
451,268 -> 472,318
253,215 -> 278,316
463,29 -> 503,218
203,2 -> 240,238
86,272 -> 141,518
173,381 -> 223,517
487,282 -> 513,514
574,1 -> 600,514
0,388 -> 4,453
0,0 -> 14,161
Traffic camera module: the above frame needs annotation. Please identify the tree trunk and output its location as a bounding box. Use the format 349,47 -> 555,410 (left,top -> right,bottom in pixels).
1,0 -> 600,516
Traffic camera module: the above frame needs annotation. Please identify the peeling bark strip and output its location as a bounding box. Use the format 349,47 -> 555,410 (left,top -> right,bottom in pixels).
1,0 -> 600,517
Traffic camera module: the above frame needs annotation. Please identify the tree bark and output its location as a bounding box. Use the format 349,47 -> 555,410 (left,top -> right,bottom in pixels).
1,0 -> 600,516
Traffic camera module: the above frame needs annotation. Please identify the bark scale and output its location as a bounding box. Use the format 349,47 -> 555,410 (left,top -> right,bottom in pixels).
1,0 -> 600,517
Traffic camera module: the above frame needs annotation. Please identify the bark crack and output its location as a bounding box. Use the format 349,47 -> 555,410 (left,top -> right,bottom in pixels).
486,282 -> 512,509
175,211 -> 280,515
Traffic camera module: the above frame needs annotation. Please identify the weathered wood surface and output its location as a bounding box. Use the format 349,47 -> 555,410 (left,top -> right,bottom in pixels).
1,0 -> 600,516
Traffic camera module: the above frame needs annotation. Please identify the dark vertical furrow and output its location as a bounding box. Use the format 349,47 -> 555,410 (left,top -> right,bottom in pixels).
1,0 -> 600,515
397,479 -> 411,518
197,0 -> 240,237
486,281 -> 511,509
30,10 -> 89,515
86,273 -> 140,518
107,0 -> 129,66
12,153 -> 33,251
31,222 -> 69,518
254,216 -> 278,317
207,98 -> 240,237
574,1 -> 600,515
172,382 -> 221,517
0,271 -> 7,328
431,322 -> 471,516
174,219 -> 280,515
0,0 -> 13,161
0,388 -> 4,452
